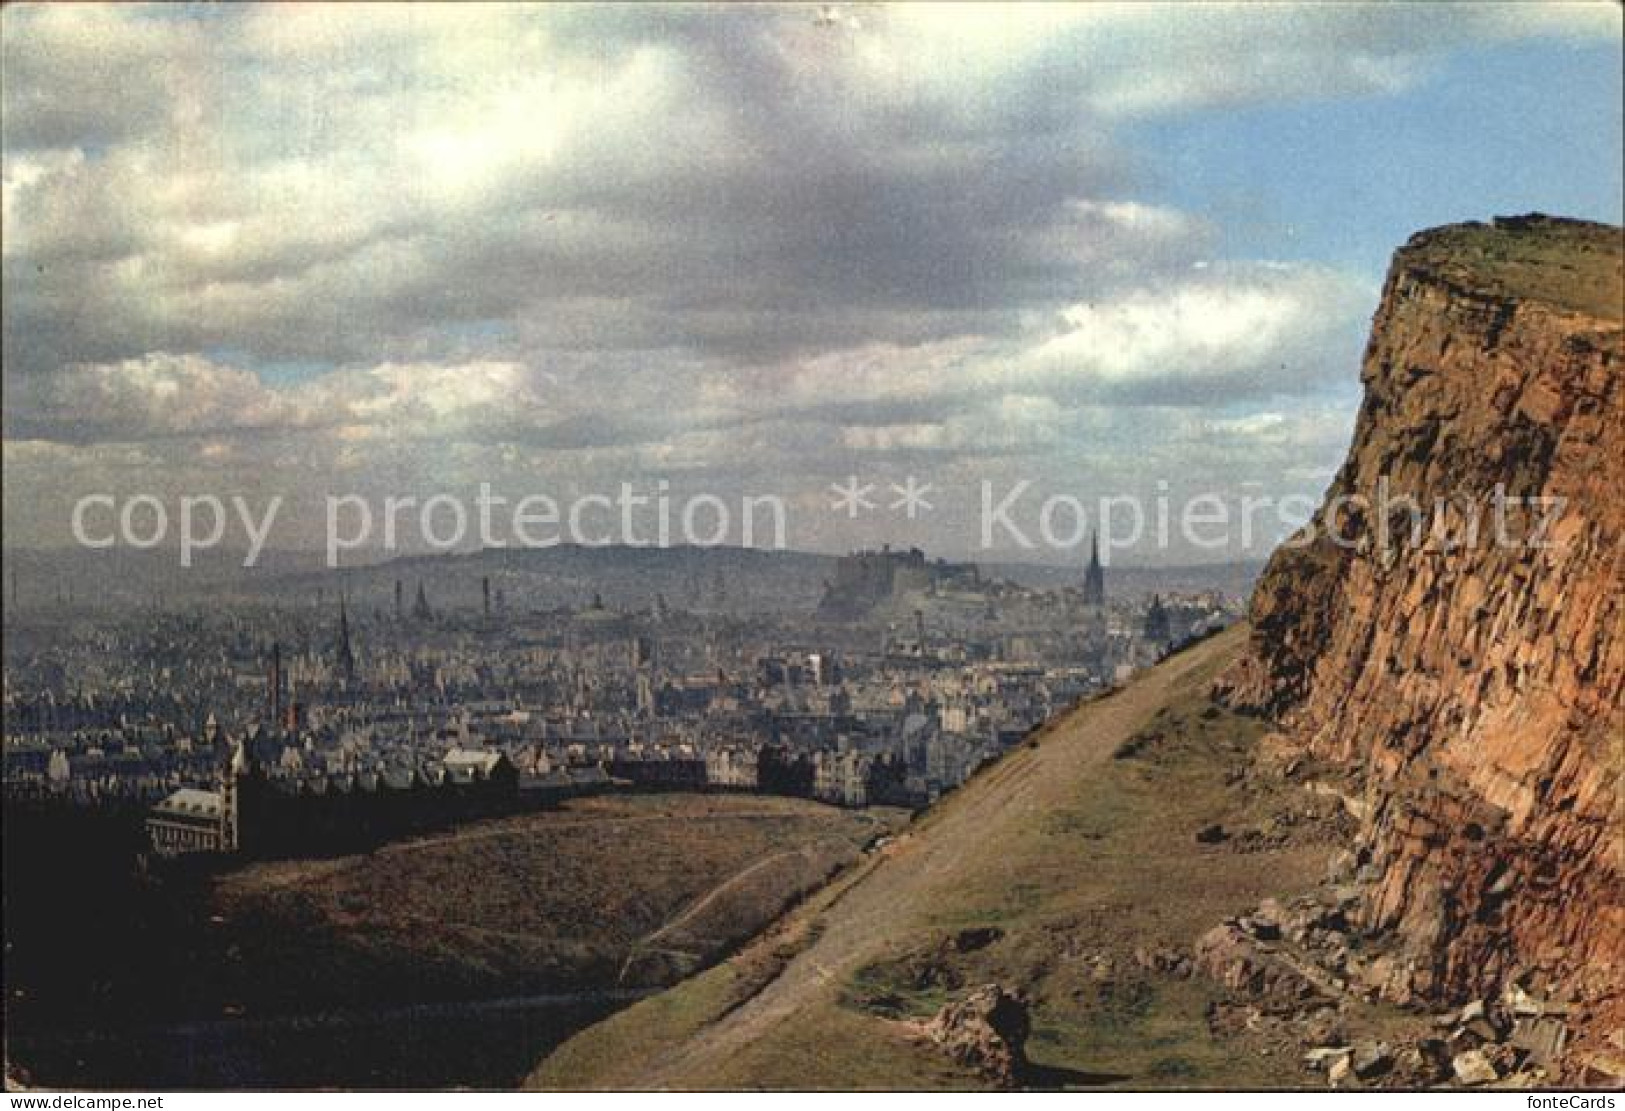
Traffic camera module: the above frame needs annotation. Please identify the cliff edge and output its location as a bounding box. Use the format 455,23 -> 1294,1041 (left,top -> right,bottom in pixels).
1219,214 -> 1624,1069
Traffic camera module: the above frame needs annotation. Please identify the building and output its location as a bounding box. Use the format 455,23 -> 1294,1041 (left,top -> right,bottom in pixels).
146,740 -> 242,856
818,547 -> 981,618
146,787 -> 229,855
1144,594 -> 1172,644
146,735 -> 518,858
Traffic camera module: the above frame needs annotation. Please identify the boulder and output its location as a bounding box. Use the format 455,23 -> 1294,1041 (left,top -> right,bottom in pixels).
1194,922 -> 1322,1006
923,984 -> 1031,1087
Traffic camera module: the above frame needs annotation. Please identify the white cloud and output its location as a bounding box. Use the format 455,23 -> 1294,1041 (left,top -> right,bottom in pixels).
10,354 -> 552,444
1025,264 -> 1372,398
1,3 -> 1615,550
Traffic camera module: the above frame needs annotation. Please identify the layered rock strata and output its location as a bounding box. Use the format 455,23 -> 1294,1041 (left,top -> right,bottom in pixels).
1219,215 -> 1624,1059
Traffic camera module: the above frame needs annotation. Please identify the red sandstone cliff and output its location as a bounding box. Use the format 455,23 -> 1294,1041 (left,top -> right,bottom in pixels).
1220,215 -> 1624,1063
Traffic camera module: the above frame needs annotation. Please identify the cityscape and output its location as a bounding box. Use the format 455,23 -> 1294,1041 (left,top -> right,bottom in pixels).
5,541 -> 1239,845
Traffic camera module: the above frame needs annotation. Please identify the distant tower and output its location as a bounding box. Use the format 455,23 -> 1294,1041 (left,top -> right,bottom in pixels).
335,597 -> 357,682
413,581 -> 433,622
1083,530 -> 1106,607
268,642 -> 284,726
394,579 -> 404,621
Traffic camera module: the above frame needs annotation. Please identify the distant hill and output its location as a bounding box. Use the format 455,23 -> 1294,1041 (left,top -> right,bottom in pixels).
1,543 -> 1261,618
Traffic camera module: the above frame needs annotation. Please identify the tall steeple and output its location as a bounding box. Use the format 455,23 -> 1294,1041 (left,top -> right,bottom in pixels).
1083,529 -> 1106,607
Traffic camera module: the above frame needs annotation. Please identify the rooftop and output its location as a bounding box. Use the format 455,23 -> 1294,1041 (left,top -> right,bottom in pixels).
152,787 -> 223,819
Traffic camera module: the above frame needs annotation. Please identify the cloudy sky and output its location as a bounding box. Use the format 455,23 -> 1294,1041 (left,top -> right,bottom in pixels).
3,2 -> 1621,563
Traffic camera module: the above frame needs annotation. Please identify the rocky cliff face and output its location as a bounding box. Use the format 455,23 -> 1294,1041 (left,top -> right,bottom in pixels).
1220,216 -> 1623,1060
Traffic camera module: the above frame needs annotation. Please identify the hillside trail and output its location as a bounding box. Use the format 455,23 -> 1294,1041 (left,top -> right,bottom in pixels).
636,627 -> 1243,1087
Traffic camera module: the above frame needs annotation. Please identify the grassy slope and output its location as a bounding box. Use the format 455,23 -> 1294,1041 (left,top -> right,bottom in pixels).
1403,217 -> 1623,322
207,793 -> 898,1012
530,626 -> 1353,1090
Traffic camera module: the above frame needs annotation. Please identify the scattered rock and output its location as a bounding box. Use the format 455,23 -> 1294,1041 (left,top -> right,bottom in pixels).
1238,913 -> 1282,942
1194,922 -> 1323,1007
1303,1046 -> 1351,1072
1499,1070 -> 1548,1089
1352,1040 -> 1394,1079
1325,850 -> 1358,884
1300,1008 -> 1347,1046
1132,945 -> 1193,978
1510,1017 -> 1568,1070
1451,1048 -> 1499,1086
1195,822 -> 1228,844
923,984 -> 1031,1087
1398,1038 -> 1453,1085
1579,1054 -> 1625,1088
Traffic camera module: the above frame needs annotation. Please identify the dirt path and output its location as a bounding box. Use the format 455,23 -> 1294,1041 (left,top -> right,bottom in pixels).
632,629 -> 1244,1087
638,845 -> 814,949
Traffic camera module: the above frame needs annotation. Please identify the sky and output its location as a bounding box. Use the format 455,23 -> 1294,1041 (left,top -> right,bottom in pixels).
2,2 -> 1621,564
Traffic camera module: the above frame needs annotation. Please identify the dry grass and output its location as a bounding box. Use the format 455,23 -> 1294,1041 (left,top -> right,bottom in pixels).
208,793 -> 899,1012
1403,217 -> 1623,322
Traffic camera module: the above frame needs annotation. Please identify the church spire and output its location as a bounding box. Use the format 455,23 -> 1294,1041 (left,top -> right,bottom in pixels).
1083,529 -> 1106,607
